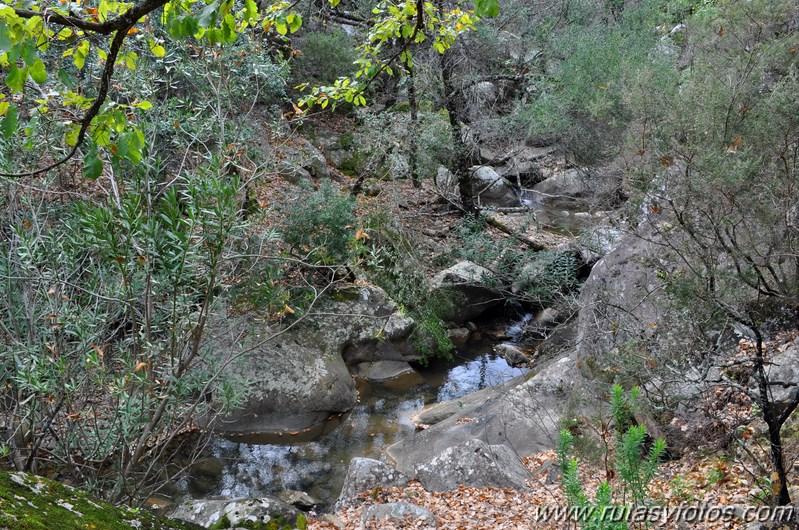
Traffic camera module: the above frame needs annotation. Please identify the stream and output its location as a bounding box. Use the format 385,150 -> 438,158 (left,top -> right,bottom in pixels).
174,197 -> 595,508
181,331 -> 530,506
520,189 -> 598,236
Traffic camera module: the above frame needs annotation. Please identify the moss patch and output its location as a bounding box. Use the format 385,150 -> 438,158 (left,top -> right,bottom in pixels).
0,470 -> 202,530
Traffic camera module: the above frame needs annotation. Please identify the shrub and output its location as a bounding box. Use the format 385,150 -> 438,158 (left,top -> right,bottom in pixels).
558,385 -> 667,528
455,216 -> 579,307
354,213 -> 454,362
349,109 -> 454,181
0,159 -> 249,503
291,30 -> 358,86
280,182 -> 356,265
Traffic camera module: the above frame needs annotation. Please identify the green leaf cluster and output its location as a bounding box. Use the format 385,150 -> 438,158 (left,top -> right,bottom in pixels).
558,385 -> 667,528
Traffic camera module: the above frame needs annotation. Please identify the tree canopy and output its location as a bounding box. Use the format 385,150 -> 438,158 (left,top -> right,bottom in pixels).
0,0 -> 496,178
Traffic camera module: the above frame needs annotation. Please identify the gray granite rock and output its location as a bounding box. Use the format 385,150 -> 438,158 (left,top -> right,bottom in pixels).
171,497 -> 301,529
336,458 -> 410,508
413,438 -> 532,492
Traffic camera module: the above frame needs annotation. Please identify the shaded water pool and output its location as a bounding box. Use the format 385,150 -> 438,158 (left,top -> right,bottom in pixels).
520,189 -> 596,236
189,339 -> 528,506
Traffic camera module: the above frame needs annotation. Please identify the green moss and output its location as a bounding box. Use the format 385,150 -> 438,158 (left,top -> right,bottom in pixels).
209,514 -> 232,529
0,470 -> 202,530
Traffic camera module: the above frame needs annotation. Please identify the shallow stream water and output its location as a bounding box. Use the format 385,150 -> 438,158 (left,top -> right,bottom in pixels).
520,189 -> 597,236
184,336 -> 528,506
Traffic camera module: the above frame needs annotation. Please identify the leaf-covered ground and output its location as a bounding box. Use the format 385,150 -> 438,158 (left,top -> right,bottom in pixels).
308,447 -> 796,529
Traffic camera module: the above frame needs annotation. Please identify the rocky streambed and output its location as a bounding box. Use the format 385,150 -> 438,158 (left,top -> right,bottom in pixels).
182,335 -> 529,506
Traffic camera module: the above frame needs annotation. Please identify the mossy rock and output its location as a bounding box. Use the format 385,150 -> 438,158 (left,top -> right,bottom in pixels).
172,497 -> 306,530
0,470 -> 202,530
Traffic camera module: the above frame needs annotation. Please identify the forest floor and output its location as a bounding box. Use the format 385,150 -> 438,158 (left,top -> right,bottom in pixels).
305,335 -> 799,530
308,444 -> 797,529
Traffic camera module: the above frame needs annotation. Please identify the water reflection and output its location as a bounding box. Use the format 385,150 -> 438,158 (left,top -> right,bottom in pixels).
196,340 -> 527,505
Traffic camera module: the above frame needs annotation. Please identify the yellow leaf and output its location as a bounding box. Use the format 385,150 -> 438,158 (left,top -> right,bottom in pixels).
135,361 -> 147,372
284,304 -> 295,314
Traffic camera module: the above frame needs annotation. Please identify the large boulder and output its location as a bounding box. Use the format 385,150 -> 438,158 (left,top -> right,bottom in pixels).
468,81 -> 501,121
410,381 -> 508,427
764,340 -> 799,415
472,166 -> 520,207
490,145 -> 560,184
275,160 -> 313,185
532,166 -> 621,209
272,135 -> 332,182
341,307 -> 419,365
430,261 -> 503,323
572,224 -> 625,266
388,352 -> 582,475
434,166 -> 459,200
414,438 -> 532,492
531,168 -> 593,207
171,497 -> 303,529
574,216 -> 715,434
575,221 -> 684,364
207,314 -> 357,441
207,285 -> 421,440
336,458 -> 410,508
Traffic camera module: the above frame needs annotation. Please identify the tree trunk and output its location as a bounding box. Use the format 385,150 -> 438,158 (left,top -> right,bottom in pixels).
766,419 -> 791,505
406,62 -> 420,188
752,325 -> 792,505
439,42 -> 476,213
